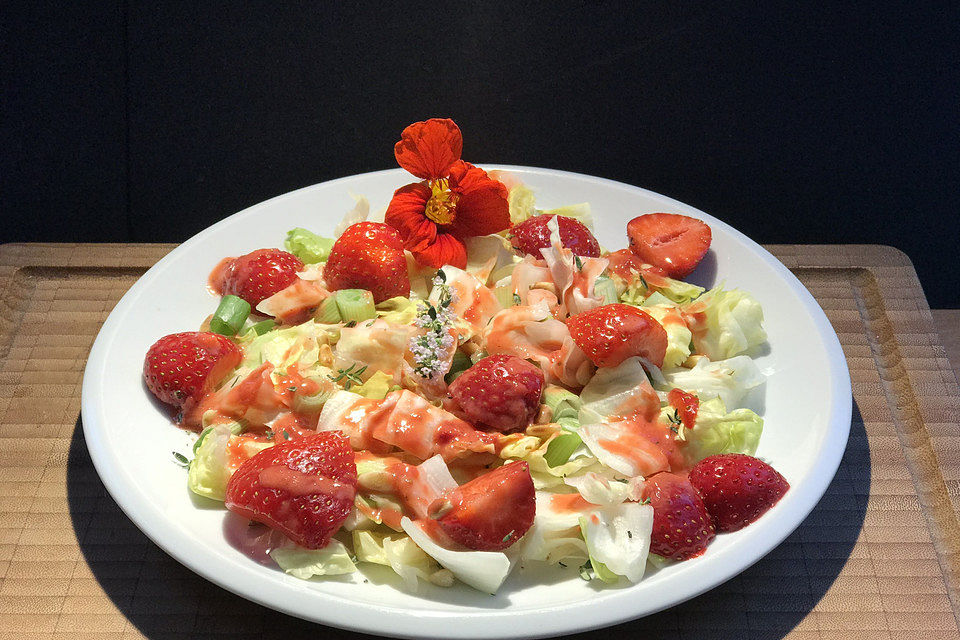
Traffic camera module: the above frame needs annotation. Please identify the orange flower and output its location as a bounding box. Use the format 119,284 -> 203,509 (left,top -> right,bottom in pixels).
385,119 -> 510,269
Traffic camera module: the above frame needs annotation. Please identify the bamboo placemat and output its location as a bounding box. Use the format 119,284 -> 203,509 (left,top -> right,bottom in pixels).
0,243 -> 958,640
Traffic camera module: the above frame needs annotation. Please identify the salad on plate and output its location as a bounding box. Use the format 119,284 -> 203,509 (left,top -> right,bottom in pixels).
142,119 -> 788,595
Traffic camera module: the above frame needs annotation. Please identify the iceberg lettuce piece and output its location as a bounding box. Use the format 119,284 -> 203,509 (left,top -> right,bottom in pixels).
579,502 -> 653,583
353,529 -> 451,589
621,273 -> 704,306
579,356 -> 658,424
508,183 -> 537,224
351,370 -> 394,400
284,227 -> 333,264
521,492 -> 589,564
661,355 -> 765,410
376,297 -> 419,325
241,320 -> 334,374
641,305 -> 693,369
683,397 -> 763,463
686,288 -> 766,359
540,202 -> 595,232
401,517 -> 513,594
187,424 -> 234,501
270,539 -> 356,579
334,193 -> 371,237
563,472 -> 637,507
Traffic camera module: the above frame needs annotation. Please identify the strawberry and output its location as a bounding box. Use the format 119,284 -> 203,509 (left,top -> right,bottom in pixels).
220,248 -> 305,307
688,454 -> 790,532
448,354 -> 544,433
641,472 -> 715,560
627,213 -> 712,279
430,461 -> 535,551
143,331 -> 241,408
667,388 -> 699,431
323,222 -> 410,303
224,432 -> 358,549
510,214 -> 600,258
566,303 -> 668,368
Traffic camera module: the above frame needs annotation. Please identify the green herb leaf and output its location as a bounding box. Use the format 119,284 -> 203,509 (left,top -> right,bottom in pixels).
172,452 -> 190,467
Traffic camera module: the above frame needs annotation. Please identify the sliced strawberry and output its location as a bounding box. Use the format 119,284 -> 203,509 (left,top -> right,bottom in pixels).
220,248 -> 305,307
144,331 -> 241,409
448,354 -> 544,433
627,213 -> 712,279
688,453 -> 789,532
431,461 -> 535,551
224,432 -> 358,549
323,222 -> 410,303
641,472 -> 715,560
566,303 -> 668,368
510,214 -> 601,258
667,388 -> 699,431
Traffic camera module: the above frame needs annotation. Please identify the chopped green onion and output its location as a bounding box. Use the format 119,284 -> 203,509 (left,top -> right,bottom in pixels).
594,275 -> 619,305
335,289 -> 377,323
314,296 -> 342,324
250,319 -> 275,335
291,375 -> 336,413
210,295 -> 251,336
493,284 -> 517,310
543,431 -> 582,467
444,350 -> 473,384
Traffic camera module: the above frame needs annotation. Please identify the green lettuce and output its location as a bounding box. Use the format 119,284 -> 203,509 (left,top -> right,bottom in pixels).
686,288 -> 766,359
642,305 -> 693,369
376,297 -> 419,325
187,425 -> 272,501
270,539 -> 356,579
284,227 -> 334,264
682,397 -> 763,464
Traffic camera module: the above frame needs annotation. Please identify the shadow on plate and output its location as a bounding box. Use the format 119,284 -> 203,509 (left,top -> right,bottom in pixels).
68,403 -> 868,639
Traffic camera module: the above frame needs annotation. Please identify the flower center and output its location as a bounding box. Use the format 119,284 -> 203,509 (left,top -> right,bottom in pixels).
424,179 -> 459,226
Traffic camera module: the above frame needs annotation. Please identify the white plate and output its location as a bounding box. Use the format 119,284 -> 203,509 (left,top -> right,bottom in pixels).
81,167 -> 851,639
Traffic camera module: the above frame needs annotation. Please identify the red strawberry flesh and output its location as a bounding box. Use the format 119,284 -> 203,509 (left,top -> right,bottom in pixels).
225,432 -> 358,549
323,222 -> 410,303
641,472 -> 715,560
143,331 -> 241,409
221,248 -> 305,307
448,354 -> 544,433
567,303 -> 668,368
627,213 -> 711,279
511,214 -> 600,258
431,461 -> 535,551
688,453 -> 789,532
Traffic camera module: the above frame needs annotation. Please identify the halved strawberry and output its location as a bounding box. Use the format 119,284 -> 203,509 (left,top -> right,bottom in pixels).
144,331 -> 241,409
430,461 -> 535,551
323,222 -> 410,303
688,454 -> 789,532
627,213 -> 711,279
641,472 -> 715,560
224,432 -> 358,549
566,303 -> 668,368
510,214 -> 600,258
448,354 -> 544,433
220,248 -> 305,307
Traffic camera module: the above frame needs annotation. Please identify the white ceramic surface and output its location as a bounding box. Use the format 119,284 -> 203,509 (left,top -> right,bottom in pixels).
81,167 -> 852,639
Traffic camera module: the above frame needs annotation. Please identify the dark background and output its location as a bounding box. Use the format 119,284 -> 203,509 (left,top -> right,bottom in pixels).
3,2 -> 958,306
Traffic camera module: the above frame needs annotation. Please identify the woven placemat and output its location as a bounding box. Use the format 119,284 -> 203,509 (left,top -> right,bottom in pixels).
0,243 -> 958,639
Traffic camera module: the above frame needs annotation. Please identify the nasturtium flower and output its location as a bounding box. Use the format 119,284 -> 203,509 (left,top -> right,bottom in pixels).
385,119 -> 510,269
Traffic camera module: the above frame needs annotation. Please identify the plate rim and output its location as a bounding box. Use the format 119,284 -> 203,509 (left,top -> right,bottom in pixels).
81,165 -> 852,639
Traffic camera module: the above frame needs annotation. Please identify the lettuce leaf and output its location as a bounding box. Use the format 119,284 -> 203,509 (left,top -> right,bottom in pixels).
376,297 -> 419,325
642,305 -> 693,369
579,356 -> 658,424
659,355 -> 765,410
270,539 -> 356,579
683,397 -> 763,463
284,227 -> 334,264
351,370 -> 394,399
188,426 -> 273,501
353,529 -> 450,589
685,288 -> 766,359
579,502 -> 653,583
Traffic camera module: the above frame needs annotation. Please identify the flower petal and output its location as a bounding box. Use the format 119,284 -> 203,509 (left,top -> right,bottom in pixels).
412,233 -> 467,269
385,183 -> 437,252
446,161 -> 511,239
394,119 -> 463,180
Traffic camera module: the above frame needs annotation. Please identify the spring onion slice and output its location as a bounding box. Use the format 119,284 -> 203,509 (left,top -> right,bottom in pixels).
250,319 -> 275,335
335,289 -> 377,323
594,275 -> 619,305
544,431 -> 583,467
314,296 -> 342,324
210,295 -> 251,336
